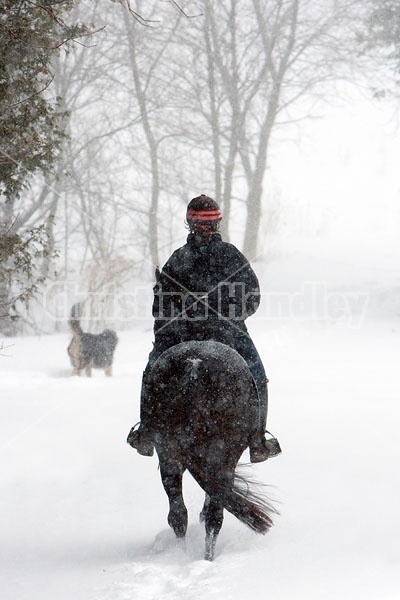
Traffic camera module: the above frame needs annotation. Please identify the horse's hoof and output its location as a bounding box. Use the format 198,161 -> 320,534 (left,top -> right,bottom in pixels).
205,530 -> 217,561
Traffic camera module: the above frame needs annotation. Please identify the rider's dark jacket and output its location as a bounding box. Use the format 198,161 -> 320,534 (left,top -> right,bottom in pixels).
149,233 -> 267,398
153,233 -> 260,345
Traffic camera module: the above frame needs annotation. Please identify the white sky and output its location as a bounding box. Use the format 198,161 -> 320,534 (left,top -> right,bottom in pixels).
267,89 -> 400,241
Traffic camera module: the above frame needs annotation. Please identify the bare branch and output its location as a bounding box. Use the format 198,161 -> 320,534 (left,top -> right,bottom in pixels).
161,0 -> 203,18
6,75 -> 55,109
122,0 -> 161,25
0,341 -> 15,357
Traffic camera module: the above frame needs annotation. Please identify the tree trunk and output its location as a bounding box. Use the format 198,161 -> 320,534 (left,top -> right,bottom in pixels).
124,8 -> 160,269
243,0 -> 299,257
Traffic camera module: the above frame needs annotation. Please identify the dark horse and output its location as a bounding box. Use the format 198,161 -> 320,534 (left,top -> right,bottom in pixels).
147,340 -> 276,561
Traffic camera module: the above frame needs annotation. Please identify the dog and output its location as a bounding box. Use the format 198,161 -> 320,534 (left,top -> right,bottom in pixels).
67,303 -> 118,377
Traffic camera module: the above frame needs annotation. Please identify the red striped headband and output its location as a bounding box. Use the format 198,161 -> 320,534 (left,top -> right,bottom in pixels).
186,209 -> 222,222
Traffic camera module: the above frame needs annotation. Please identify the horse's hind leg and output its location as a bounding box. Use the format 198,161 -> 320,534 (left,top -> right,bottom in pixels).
202,465 -> 237,561
203,497 -> 224,561
160,458 -> 188,539
199,494 -> 210,523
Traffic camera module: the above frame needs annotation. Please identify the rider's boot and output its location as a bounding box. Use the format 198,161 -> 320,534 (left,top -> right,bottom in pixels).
249,381 -> 282,463
127,424 -> 154,456
250,433 -> 282,463
127,370 -> 155,457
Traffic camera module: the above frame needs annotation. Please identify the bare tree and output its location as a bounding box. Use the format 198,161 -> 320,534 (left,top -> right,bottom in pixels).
168,0 -> 370,257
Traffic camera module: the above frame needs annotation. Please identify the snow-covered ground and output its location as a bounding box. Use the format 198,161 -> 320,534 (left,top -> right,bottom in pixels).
1,240 -> 399,600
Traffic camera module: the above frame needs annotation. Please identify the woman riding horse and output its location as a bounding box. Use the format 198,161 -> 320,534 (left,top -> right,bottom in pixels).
127,194 -> 281,462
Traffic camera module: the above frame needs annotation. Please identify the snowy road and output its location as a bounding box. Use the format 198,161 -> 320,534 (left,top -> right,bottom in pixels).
1,308 -> 399,599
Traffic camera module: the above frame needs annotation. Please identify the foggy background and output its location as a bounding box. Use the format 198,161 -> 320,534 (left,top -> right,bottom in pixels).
3,0 -> 399,334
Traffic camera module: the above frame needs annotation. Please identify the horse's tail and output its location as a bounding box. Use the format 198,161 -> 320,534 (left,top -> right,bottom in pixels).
187,460 -> 276,534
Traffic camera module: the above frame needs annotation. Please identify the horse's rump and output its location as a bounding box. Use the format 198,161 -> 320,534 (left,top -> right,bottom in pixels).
149,340 -> 258,458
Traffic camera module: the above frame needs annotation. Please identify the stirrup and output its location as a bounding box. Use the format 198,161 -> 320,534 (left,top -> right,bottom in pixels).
265,437 -> 282,458
264,430 -> 282,458
250,432 -> 282,463
127,423 -> 154,457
